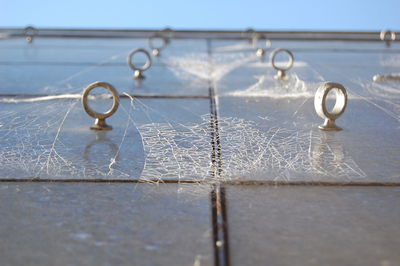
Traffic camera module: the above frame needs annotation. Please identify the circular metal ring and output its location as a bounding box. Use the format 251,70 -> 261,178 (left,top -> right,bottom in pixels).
380,30 -> 396,42
271,49 -> 294,71
242,28 -> 256,42
24,26 -> 38,36
82,81 -> 120,120
252,34 -> 271,50
148,35 -> 168,50
24,26 -> 37,43
314,82 -> 348,131
127,49 -> 152,71
161,27 -> 174,41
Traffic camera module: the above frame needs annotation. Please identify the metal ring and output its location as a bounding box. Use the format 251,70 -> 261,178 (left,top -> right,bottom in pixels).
380,30 -> 396,42
252,34 -> 271,50
271,49 -> 294,71
314,82 -> 347,131
82,81 -> 119,120
148,34 -> 168,50
127,49 -> 152,71
24,26 -> 37,43
24,26 -> 37,36
161,27 -> 174,41
242,28 -> 256,42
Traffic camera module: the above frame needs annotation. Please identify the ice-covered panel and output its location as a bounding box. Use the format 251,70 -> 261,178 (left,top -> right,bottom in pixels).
217,96 -> 400,182
0,98 -> 212,180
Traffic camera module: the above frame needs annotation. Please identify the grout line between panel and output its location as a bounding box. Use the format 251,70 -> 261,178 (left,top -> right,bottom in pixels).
208,39 -> 231,266
0,178 -> 399,187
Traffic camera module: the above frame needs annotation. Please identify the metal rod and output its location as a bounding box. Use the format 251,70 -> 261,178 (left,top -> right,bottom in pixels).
1,27 -> 399,41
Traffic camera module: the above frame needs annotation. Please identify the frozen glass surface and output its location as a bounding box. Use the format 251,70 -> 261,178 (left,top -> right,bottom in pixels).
227,186 -> 400,266
217,97 -> 400,182
0,98 -> 212,180
0,183 -> 213,266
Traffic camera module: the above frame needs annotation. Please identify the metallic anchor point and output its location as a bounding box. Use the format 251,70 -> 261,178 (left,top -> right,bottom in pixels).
314,82 -> 348,131
380,30 -> 396,47
24,26 -> 37,44
252,35 -> 271,58
127,48 -> 152,80
271,48 -> 294,80
82,81 -> 120,131
148,35 -> 168,57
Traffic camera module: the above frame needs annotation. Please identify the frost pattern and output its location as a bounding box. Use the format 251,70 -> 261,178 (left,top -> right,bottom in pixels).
0,39 -> 396,182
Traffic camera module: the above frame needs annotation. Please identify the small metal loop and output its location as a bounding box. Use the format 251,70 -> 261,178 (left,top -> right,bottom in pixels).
252,34 -> 271,49
243,28 -> 256,43
148,34 -> 168,56
24,26 -> 37,43
380,30 -> 396,46
82,81 -> 120,130
127,48 -> 152,80
314,82 -> 348,131
270,48 -> 294,80
161,27 -> 174,44
253,35 -> 272,57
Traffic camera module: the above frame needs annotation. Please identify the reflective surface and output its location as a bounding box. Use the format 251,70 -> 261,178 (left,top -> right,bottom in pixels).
0,39 -> 209,96
227,186 -> 400,266
0,183 -> 213,266
0,99 -> 211,180
0,32 -> 399,265
217,96 -> 400,182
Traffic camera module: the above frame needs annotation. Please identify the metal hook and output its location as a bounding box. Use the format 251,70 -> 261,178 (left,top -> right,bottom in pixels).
243,28 -> 256,43
380,30 -> 396,47
252,34 -> 272,57
161,27 -> 174,45
314,82 -> 348,131
127,48 -> 152,80
24,26 -> 37,43
270,48 -> 294,80
148,34 -> 168,56
82,82 -> 120,130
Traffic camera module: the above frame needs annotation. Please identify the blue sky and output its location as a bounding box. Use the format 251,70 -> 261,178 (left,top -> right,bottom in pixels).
1,0 -> 399,31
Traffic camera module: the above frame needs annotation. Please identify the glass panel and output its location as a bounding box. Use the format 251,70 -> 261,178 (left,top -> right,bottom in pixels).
0,38 -> 209,96
0,98 -> 212,180
0,183 -> 213,266
217,96 -> 400,182
227,186 -> 400,266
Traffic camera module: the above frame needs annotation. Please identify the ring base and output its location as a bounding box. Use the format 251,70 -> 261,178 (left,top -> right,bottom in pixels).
318,119 -> 342,131
152,48 -> 160,57
256,48 -> 265,57
134,70 -> 146,80
90,118 -> 112,131
274,70 -> 288,81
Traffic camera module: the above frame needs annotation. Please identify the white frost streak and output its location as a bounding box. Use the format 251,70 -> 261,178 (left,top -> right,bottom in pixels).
43,101 -> 77,175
